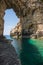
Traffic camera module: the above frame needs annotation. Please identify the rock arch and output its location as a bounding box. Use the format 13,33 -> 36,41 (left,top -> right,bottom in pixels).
0,0 -> 43,37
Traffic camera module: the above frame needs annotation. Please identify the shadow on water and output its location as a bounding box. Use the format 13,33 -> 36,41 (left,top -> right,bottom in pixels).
20,38 -> 43,65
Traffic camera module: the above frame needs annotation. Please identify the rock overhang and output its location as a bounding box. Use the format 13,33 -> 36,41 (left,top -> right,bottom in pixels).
0,0 -> 43,36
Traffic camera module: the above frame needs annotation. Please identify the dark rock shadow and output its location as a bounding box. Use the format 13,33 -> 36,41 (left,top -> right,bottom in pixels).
20,38 -> 43,65
0,36 -> 20,65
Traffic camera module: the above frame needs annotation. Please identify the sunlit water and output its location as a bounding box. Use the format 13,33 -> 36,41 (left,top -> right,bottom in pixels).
29,39 -> 43,57
5,35 -> 43,65
11,39 -> 21,55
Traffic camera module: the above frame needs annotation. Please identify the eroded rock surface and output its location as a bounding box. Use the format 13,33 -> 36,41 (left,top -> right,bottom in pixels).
0,36 -> 21,65
0,0 -> 43,38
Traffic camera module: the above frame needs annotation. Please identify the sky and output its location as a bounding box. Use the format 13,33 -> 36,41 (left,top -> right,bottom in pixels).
3,9 -> 20,35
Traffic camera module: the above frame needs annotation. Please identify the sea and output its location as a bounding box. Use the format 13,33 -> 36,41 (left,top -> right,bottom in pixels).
5,35 -> 43,65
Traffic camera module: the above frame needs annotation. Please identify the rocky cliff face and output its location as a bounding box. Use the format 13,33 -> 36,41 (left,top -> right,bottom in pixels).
10,21 -> 22,39
0,0 -> 43,38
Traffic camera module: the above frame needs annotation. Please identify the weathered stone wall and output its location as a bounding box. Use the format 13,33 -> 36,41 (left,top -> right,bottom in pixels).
0,0 -> 43,37
0,0 -> 7,36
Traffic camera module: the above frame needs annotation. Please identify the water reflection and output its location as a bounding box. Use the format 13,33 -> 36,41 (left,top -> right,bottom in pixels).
11,39 -> 21,56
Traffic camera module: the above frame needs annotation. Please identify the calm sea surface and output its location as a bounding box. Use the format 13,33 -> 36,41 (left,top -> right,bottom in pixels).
5,35 -> 43,65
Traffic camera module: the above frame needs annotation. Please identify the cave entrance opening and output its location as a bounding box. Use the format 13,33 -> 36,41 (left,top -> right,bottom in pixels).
3,8 -> 20,38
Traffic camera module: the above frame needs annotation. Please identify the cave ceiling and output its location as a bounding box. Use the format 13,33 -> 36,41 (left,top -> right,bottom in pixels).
0,0 -> 42,18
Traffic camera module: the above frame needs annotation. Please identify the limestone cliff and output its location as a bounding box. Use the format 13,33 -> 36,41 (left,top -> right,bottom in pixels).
0,0 -> 43,38
10,21 -> 22,39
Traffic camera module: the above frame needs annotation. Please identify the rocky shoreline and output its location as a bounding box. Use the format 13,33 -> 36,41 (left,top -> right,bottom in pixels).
0,36 -> 21,65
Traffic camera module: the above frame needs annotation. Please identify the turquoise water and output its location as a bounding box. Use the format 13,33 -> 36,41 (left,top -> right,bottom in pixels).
5,36 -> 43,65
29,39 -> 43,57
20,38 -> 43,65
